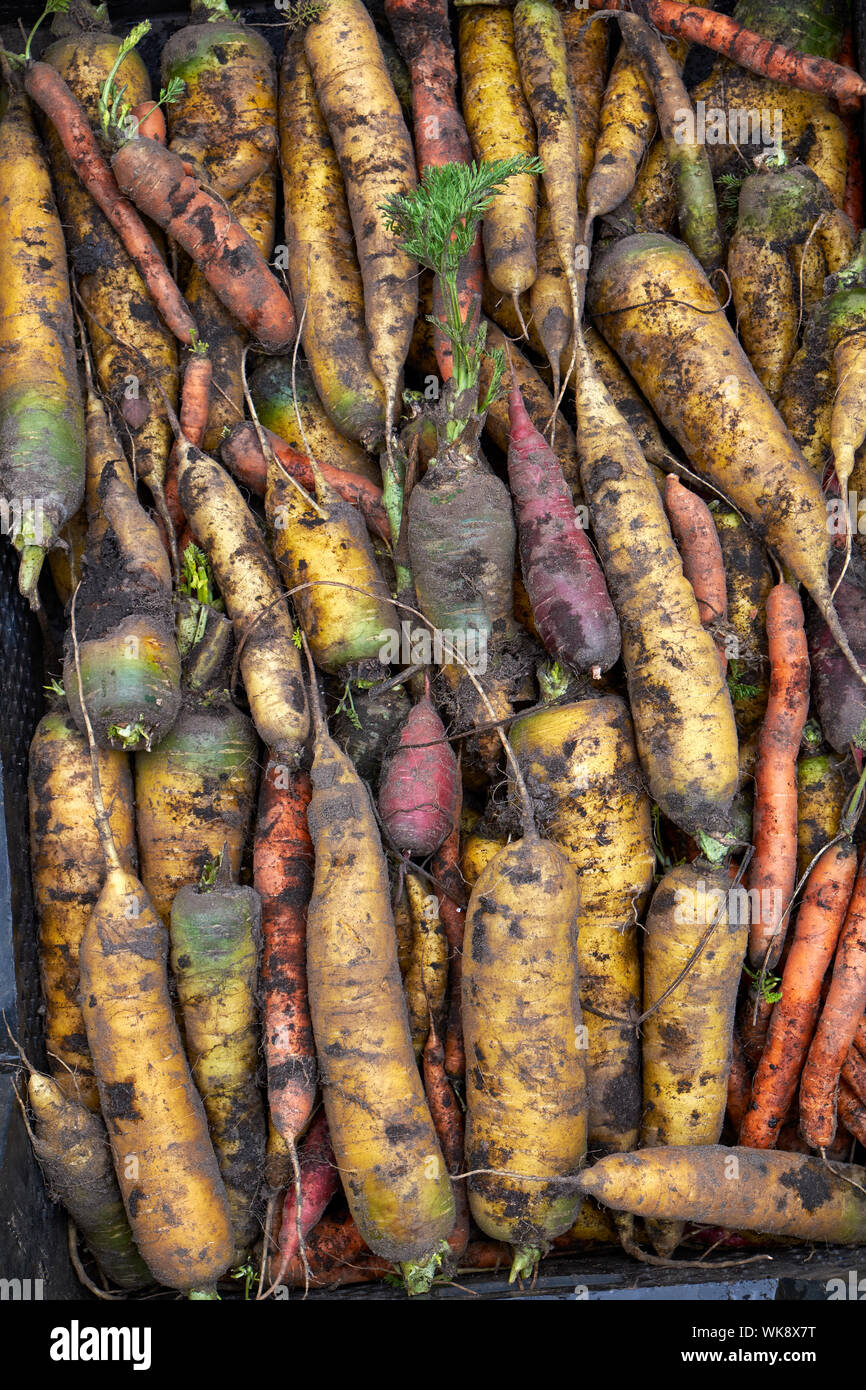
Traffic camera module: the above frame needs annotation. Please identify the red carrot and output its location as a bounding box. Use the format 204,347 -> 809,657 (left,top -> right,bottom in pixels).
221,422 -> 390,543
23,62 -> 197,345
664,474 -> 728,669
111,136 -> 295,352
507,367 -> 620,676
378,683 -> 460,857
270,1110 -> 340,1290
253,761 -> 317,1153
583,0 -> 866,106
800,854 -> 866,1149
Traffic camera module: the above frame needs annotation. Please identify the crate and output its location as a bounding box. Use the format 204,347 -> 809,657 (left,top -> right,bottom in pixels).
1,0 -> 865,1303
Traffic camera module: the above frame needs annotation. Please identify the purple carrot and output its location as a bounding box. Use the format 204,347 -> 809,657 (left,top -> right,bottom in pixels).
378,686 -> 459,857
507,372 -> 621,675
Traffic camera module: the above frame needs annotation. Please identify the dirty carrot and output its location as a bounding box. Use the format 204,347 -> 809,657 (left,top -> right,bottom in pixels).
747,584 -> 811,971
739,841 -> 858,1149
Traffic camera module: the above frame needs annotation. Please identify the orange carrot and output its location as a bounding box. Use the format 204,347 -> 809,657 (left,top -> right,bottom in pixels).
800,853 -> 866,1149
664,474 -> 728,668
583,0 -> 866,105
23,62 -> 197,345
431,798 -> 467,1083
740,841 -> 858,1149
843,1044 -> 866,1104
385,0 -> 482,381
253,761 -> 317,1151
165,352 -> 213,533
111,136 -> 295,353
726,1027 -> 751,1135
838,1079 -> 866,1146
422,1014 -> 469,1261
130,101 -> 166,146
747,584 -> 811,971
220,422 -> 390,543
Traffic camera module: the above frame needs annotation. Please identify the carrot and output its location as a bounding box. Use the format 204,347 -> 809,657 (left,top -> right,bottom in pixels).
385,0 -> 482,383
513,0 -> 581,381
713,508 -> 772,739
511,697 -> 654,1159
561,5 -> 607,214
135,675 -> 259,927
110,135 -> 293,353
72,605 -> 234,1293
800,853 -> 866,1149
506,365 -> 620,675
587,234 -> 848,643
746,584 -> 811,971
459,5 -> 538,306
430,799 -> 468,1083
729,162 -> 849,403
24,1072 -> 152,1291
582,0 -> 866,106
640,859 -> 749,1255
797,754 -> 846,879
842,1044 -> 866,1105
528,190 -> 572,402
279,36 -> 386,449
270,1110 -> 340,1290
23,62 -> 197,347
581,1144 -> 866,1242
278,1210 -> 393,1288
837,1079 -> 866,1146
160,3 -> 279,447
422,1014 -> 470,1262
0,65 -> 85,606
266,456 -> 398,679
29,708 -> 136,1113
664,475 -> 728,667
170,854 -> 265,1261
62,361 -> 181,752
463,816 -> 588,1279
42,11 -> 178,512
402,872 -> 449,1058
175,440 -> 309,759
727,1028 -> 752,1136
378,687 -> 459,857
304,0 -> 418,443
129,100 -> 165,144
221,422 -> 389,544
740,840 -> 858,1149
254,760 -> 317,1155
573,328 -> 738,838
583,44 -> 656,238
616,13 -> 723,274
303,667 -> 455,1292
164,350 -> 212,534
248,354 -> 381,486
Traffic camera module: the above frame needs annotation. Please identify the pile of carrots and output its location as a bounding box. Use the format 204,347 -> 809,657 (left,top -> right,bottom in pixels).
10,0 -> 866,1298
